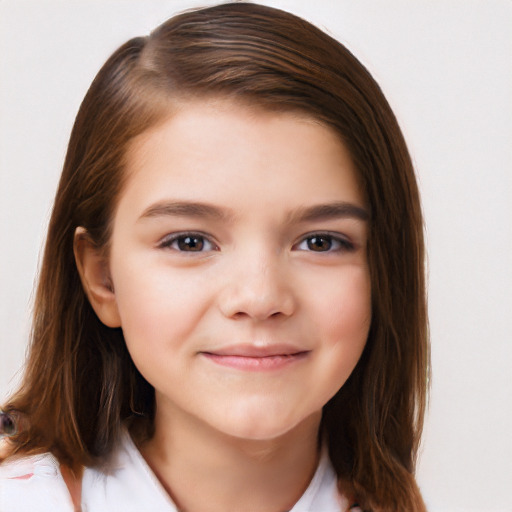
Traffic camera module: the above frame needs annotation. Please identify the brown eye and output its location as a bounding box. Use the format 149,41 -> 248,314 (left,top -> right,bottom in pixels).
159,232 -> 217,252
294,233 -> 355,253
307,236 -> 332,252
177,235 -> 205,251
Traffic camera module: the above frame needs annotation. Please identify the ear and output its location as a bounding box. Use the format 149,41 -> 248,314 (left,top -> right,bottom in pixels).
73,227 -> 121,328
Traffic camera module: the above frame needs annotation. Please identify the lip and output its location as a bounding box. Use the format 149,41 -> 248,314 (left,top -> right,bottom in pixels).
200,344 -> 311,371
202,343 -> 308,357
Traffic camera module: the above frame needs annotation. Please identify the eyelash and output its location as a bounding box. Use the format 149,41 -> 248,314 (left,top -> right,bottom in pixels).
158,231 -> 354,254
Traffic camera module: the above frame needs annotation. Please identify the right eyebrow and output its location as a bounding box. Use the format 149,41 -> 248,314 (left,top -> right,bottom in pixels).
138,200 -> 235,222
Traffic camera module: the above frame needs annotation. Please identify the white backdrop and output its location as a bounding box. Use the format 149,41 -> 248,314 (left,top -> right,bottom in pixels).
1,1 -> 511,510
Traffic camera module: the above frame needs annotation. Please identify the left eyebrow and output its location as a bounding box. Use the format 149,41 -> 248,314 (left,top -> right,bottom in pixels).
288,201 -> 369,224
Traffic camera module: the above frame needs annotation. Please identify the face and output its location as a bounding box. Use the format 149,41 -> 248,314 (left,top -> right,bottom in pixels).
107,100 -> 371,441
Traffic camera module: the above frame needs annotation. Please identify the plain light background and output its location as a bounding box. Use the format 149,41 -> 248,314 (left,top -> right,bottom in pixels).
1,1 -> 511,510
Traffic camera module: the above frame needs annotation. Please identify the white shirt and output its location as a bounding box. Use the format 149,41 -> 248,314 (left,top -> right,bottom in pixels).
0,431 -> 360,512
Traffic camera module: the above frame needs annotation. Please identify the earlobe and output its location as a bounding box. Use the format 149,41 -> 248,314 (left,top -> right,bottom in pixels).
73,227 -> 121,328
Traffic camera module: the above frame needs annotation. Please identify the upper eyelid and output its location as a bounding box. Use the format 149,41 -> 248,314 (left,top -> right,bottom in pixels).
295,230 -> 352,243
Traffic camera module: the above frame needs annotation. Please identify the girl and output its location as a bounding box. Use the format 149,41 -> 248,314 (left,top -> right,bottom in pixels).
0,3 -> 429,511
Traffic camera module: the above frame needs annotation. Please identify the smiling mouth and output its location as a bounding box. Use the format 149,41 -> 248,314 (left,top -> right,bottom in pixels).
200,345 -> 310,371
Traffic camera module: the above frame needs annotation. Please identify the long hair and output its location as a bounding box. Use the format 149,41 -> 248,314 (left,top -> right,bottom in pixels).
2,3 -> 429,510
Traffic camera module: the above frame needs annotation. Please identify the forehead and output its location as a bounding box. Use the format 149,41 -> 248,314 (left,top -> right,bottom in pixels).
126,96 -> 348,166
118,98 -> 365,218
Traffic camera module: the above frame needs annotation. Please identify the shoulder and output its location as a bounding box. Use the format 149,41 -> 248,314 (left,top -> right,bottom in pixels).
81,430 -> 177,511
0,430 -> 175,512
0,451 -> 74,512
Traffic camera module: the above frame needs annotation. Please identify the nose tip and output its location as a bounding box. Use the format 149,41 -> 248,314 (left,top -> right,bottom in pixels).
218,265 -> 296,321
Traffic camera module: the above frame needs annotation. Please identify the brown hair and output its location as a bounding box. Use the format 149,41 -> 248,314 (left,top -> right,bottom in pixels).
2,3 -> 429,510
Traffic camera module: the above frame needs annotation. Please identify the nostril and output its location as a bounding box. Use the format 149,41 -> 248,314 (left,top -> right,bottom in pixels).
230,309 -> 289,321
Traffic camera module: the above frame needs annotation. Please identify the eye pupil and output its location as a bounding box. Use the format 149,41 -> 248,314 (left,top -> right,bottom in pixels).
307,236 -> 331,251
178,236 -> 204,251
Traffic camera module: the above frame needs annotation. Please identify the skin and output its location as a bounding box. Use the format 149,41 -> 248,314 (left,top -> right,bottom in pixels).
77,99 -> 371,512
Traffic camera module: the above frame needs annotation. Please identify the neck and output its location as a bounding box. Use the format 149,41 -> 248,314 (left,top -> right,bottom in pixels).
140,399 -> 322,512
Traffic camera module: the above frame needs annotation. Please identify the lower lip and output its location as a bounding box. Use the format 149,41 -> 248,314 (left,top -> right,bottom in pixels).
201,352 -> 310,371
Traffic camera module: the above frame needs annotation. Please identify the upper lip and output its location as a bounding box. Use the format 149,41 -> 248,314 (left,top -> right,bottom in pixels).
202,343 -> 309,357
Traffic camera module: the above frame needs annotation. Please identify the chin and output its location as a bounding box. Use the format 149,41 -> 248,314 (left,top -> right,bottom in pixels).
209,405 -> 321,443
221,421 -> 293,442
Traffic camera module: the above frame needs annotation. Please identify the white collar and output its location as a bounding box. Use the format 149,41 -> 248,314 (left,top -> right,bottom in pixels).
82,430 -> 351,511
1,430 -> 355,512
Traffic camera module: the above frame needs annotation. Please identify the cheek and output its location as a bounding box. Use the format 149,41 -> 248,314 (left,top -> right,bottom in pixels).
312,267 -> 371,386
319,266 -> 371,341
110,265 -> 209,390
109,257 -> 212,352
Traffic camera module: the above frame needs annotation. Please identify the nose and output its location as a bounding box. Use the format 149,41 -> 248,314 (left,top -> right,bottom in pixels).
218,251 -> 296,321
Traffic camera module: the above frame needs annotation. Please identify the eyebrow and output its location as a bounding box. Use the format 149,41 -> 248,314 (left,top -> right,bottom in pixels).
138,200 -> 234,222
288,202 -> 369,223
138,200 -> 369,223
